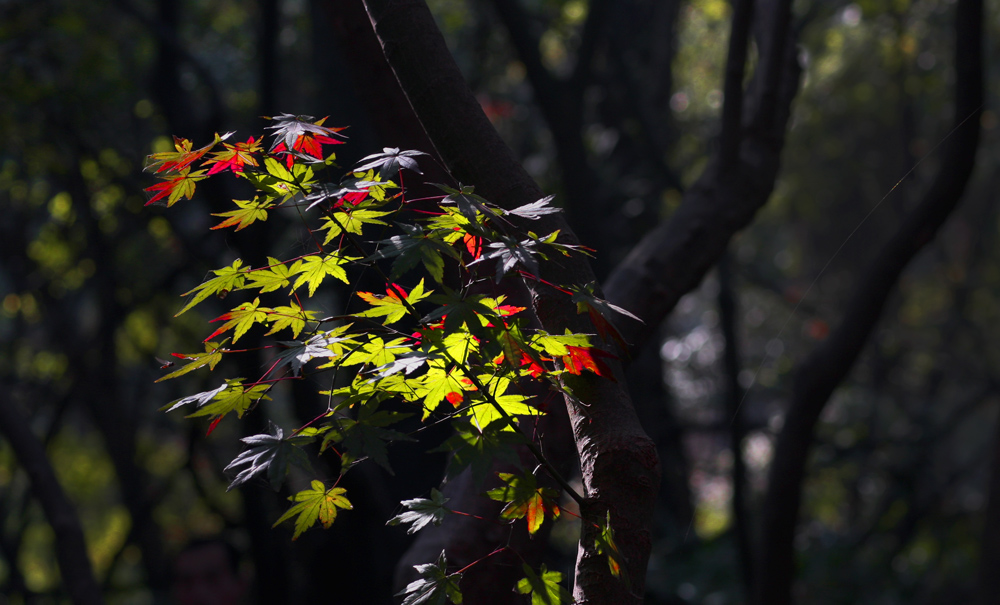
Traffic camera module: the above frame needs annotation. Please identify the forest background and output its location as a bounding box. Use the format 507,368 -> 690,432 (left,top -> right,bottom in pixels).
1,0 -> 999,603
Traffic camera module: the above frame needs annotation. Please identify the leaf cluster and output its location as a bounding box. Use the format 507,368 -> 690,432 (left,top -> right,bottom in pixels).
145,114 -> 634,600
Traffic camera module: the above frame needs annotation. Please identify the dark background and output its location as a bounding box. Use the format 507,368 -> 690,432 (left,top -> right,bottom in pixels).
1,0 -> 999,603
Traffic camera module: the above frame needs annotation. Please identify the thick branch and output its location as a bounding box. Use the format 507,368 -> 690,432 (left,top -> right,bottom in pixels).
362,1 -> 659,600
0,396 -> 104,605
717,0 -> 754,173
756,1 -> 983,603
604,0 -> 802,354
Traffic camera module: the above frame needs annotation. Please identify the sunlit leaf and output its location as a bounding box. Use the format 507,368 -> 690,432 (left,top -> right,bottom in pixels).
387,488 -> 450,534
396,551 -> 463,605
273,480 -> 352,539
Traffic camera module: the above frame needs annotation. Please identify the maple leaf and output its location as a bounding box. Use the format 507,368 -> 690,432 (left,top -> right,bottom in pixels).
245,257 -> 298,293
397,551 -> 463,605
265,114 -> 346,161
433,421 -> 524,484
185,380 -> 272,422
273,480 -> 352,540
273,332 -> 350,375
595,511 -> 626,582
290,253 -> 351,296
204,298 -> 270,343
162,382 -> 228,413
471,235 -> 542,281
570,284 -> 642,351
210,197 -> 274,232
387,488 -> 450,534
486,472 -> 560,535
176,259 -> 249,316
418,365 -> 473,419
354,147 -> 427,176
340,335 -> 409,367
145,132 -> 230,174
433,183 -> 499,221
516,563 -> 572,605
155,341 -> 227,382
224,425 -> 313,491
323,408 -> 414,473
466,375 -> 541,432
561,345 -> 617,381
318,208 -> 391,242
264,303 -> 318,338
367,223 -> 460,284
144,167 -> 208,207
203,136 -> 263,175
355,280 -> 431,325
505,195 -> 562,220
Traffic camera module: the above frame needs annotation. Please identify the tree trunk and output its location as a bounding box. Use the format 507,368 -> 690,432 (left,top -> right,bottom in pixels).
0,395 -> 105,605
361,1 -> 660,600
755,1 -> 982,602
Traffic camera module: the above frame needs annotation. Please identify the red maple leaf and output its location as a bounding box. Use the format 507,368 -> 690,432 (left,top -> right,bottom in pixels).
273,130 -> 346,168
519,351 -> 547,378
144,168 -> 207,207
463,232 -> 482,259
561,346 -> 616,381
204,136 -> 263,175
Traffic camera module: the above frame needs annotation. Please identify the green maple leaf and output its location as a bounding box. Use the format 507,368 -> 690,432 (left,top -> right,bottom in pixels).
433,421 -> 524,484
264,303 -> 318,338
273,480 -> 352,540
204,298 -> 270,343
387,488 -> 450,535
155,340 -> 227,382
176,260 -> 249,316
516,563 -> 572,605
367,223 -> 460,284
397,551 -> 463,605
246,257 -> 299,293
322,408 -> 413,473
186,380 -> 272,421
467,375 -> 541,432
417,365 -> 471,419
340,335 -> 409,367
486,472 -> 560,535
595,511 -> 626,582
318,209 -> 391,242
291,253 -> 351,296
354,279 -> 431,325
210,197 -> 273,232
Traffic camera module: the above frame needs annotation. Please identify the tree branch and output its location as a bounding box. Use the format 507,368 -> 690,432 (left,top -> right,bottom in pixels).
756,1 -> 983,602
604,0 -> 803,353
0,395 -> 104,605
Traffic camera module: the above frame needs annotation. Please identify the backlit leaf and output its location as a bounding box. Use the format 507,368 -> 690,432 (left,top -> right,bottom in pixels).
273,480 -> 352,540
387,488 -> 450,534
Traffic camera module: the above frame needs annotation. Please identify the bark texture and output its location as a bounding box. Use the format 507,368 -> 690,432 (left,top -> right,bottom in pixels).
361,0 -> 660,601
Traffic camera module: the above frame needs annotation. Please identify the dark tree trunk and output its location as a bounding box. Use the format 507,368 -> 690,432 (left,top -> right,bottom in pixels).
0,396 -> 105,605
360,1 -> 660,600
755,1 -> 983,602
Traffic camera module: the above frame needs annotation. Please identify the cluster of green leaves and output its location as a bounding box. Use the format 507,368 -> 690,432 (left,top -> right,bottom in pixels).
146,114 -> 634,603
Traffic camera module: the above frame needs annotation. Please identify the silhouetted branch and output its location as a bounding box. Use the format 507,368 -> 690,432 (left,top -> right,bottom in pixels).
0,395 -> 104,605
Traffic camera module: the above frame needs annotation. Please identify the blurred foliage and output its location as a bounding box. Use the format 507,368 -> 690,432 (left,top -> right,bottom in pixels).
1,0 -> 999,603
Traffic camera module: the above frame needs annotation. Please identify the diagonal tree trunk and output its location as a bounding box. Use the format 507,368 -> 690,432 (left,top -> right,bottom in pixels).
0,395 -> 105,605
361,1 -> 660,601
